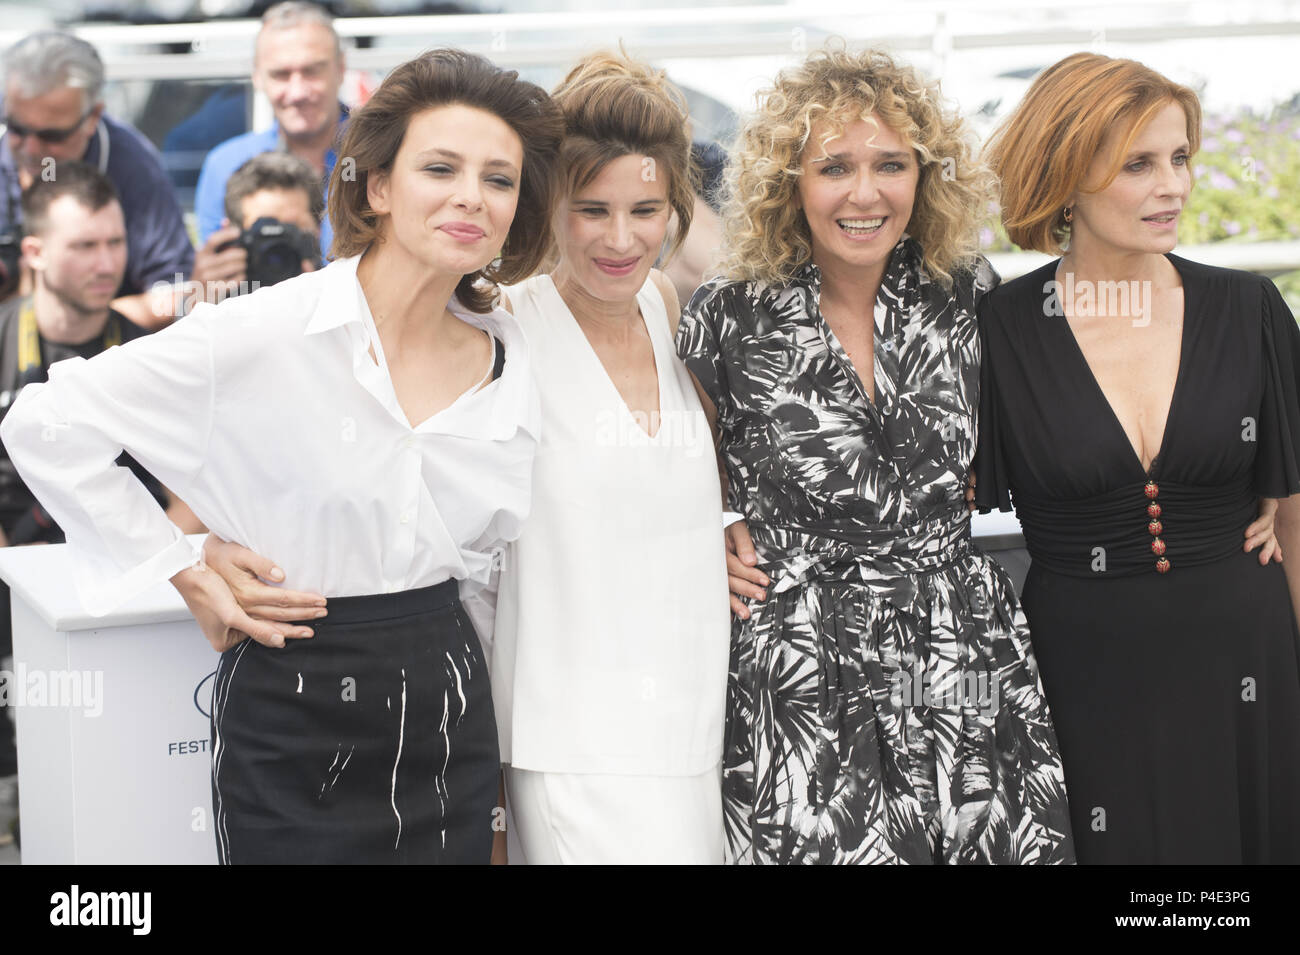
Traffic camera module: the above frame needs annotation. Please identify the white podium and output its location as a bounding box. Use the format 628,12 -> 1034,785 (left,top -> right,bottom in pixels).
0,536 -> 217,864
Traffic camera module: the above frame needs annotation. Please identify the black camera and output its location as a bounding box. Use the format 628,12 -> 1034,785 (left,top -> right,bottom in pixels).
224,216 -> 320,291
0,230 -> 21,300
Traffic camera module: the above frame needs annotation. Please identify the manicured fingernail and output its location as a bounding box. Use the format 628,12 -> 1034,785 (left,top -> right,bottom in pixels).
297,628 -> 313,638
314,608 -> 328,618
269,567 -> 285,581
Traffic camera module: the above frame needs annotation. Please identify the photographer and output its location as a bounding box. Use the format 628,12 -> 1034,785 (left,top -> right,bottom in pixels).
191,152 -> 321,304
193,2 -> 347,253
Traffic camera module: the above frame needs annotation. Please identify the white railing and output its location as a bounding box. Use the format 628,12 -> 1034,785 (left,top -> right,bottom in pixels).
1,1 -> 1298,81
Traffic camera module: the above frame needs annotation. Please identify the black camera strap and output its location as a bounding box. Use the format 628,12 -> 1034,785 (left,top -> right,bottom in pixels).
16,296 -> 122,389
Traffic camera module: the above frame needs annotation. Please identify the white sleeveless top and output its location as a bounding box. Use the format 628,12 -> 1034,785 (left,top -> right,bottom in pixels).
492,273 -> 729,776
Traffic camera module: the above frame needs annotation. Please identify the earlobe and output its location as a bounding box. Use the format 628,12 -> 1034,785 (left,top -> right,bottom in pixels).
367,170 -> 390,216
20,236 -> 41,270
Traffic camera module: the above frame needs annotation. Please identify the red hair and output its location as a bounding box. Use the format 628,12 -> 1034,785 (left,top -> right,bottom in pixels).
985,52 -> 1202,253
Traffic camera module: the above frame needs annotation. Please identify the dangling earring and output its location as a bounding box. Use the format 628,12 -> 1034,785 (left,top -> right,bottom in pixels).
1063,206 -> 1073,224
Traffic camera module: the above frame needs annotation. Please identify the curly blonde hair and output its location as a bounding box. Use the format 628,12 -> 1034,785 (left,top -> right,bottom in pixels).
718,45 -> 993,287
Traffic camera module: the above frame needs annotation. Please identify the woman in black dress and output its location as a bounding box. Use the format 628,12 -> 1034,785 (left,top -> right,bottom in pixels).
977,52 -> 1300,863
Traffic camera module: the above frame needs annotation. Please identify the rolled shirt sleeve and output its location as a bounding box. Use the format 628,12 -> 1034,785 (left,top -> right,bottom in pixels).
0,306 -> 217,614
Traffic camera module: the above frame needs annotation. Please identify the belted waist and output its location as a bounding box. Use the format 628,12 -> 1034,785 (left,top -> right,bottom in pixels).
748,510 -> 1015,709
1014,476 -> 1256,578
751,508 -> 975,596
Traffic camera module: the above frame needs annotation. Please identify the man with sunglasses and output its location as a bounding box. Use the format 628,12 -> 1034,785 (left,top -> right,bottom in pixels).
0,32 -> 198,330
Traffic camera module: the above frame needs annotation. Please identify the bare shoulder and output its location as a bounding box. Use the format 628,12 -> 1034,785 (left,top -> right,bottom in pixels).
649,268 -> 682,334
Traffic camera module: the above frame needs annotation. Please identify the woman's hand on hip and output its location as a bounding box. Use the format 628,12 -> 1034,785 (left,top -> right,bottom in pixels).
200,535 -> 327,628
1245,497 -> 1284,564
171,562 -> 311,652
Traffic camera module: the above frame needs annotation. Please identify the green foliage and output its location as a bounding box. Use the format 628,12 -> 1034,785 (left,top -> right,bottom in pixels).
1181,106 -> 1300,246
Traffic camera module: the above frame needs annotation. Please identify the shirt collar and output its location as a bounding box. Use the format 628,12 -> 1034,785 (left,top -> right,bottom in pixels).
300,254 -> 540,441
302,253 -> 512,337
303,254 -> 365,335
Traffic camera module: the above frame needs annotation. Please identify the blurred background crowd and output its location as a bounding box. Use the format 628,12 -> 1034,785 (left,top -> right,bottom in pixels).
0,0 -> 1296,860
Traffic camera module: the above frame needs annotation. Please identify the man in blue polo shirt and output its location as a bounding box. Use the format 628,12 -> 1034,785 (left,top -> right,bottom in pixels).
0,32 -> 197,330
194,0 -> 347,288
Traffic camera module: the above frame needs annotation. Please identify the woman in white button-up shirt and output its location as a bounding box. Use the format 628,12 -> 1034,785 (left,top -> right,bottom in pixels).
0,49 -> 563,865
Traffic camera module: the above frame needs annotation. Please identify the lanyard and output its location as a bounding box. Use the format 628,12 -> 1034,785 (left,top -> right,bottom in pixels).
17,296 -> 122,388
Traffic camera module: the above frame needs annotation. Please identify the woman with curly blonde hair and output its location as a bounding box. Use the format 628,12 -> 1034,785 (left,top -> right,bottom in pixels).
676,45 -> 1075,864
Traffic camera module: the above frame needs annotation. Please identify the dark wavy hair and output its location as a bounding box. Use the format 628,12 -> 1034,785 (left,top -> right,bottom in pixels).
328,48 -> 564,312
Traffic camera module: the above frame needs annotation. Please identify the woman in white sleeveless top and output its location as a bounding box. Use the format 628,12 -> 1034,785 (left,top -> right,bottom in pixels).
490,53 -> 728,863
496,266 -> 726,861
200,52 -> 731,863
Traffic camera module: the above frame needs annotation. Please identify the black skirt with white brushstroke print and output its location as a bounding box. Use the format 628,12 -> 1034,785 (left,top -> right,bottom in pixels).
209,579 -> 500,864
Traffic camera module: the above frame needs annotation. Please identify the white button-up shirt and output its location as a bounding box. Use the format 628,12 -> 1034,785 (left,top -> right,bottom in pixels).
0,255 -> 540,631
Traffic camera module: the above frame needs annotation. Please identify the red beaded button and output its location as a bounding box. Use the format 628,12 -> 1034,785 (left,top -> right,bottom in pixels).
1146,482 -> 1168,571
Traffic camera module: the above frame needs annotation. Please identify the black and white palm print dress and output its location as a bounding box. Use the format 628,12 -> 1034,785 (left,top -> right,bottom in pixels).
676,237 -> 1075,864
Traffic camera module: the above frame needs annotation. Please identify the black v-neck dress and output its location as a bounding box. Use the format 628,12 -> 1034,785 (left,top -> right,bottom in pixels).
975,253 -> 1300,864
